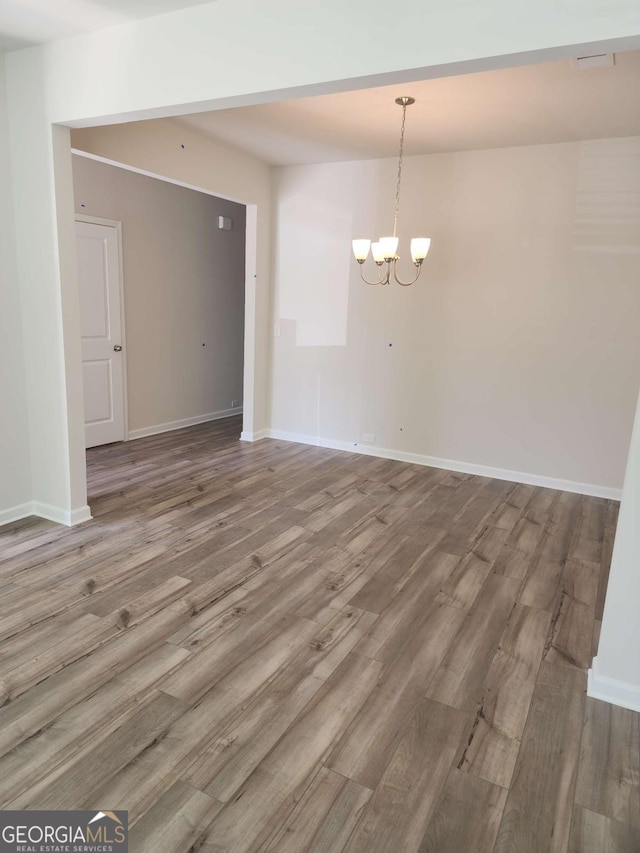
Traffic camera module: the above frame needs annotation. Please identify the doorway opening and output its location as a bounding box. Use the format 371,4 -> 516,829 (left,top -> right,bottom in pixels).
72,151 -> 248,459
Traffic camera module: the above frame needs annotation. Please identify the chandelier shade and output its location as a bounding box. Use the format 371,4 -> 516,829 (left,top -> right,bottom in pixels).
352,239 -> 371,261
411,238 -> 431,262
352,96 -> 431,287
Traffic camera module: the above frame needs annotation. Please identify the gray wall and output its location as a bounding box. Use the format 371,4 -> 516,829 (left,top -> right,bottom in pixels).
72,153 -> 246,435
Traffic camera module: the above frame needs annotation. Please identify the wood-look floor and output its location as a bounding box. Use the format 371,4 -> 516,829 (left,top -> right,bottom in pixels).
1,416 -> 638,852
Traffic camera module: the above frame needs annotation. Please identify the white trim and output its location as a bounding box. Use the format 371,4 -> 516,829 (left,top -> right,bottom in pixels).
265,429 -> 622,500
588,657 -> 640,712
128,408 -> 243,441
32,502 -> 93,527
75,213 -> 120,229
67,505 -> 93,526
0,502 -> 35,527
240,429 -> 269,442
75,214 -> 129,444
0,501 -> 92,528
71,149 -> 247,207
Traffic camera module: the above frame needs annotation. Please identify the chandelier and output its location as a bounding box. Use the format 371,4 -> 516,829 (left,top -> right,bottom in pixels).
352,96 -> 430,286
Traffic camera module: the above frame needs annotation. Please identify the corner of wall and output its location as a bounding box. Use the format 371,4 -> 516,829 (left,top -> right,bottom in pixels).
0,51 -> 33,519
588,657 -> 640,713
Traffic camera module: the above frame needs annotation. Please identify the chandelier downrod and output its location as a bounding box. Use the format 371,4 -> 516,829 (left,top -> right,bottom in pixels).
352,95 -> 430,287
393,96 -> 413,238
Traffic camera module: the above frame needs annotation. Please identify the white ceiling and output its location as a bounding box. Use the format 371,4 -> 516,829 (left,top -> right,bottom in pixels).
174,51 -> 640,166
4,3 -> 638,164
0,0 -> 217,52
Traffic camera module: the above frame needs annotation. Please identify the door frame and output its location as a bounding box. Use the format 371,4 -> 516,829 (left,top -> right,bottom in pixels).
75,213 -> 129,444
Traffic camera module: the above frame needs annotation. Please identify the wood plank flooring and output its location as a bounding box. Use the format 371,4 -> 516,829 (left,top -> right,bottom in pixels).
1,416 -> 638,852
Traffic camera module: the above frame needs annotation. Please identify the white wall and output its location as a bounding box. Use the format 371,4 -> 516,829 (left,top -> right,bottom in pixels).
0,53 -> 31,524
72,153 -> 246,435
271,139 -> 640,494
590,392 -> 640,711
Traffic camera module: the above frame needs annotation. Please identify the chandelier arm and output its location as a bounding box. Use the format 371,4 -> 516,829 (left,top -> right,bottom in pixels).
392,259 -> 423,287
358,263 -> 389,286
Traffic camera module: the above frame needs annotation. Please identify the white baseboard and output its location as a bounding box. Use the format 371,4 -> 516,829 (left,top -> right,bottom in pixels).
32,501 -> 93,527
0,502 -> 35,528
240,429 -> 269,442
1,426 -> 616,530
128,408 -> 243,441
588,657 -> 640,712
0,501 -> 93,528
265,429 -> 621,501
68,505 -> 93,526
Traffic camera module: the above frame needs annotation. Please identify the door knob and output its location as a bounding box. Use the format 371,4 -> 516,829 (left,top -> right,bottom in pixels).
113,345 -> 123,352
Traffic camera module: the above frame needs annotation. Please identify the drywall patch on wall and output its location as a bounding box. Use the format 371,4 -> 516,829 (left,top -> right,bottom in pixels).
276,165 -> 354,346
573,137 -> 640,254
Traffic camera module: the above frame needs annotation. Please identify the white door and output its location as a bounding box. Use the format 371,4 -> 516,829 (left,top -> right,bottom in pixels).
76,219 -> 126,448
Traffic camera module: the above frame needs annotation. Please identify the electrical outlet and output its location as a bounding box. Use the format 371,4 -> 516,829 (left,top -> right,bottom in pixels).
362,433 -> 376,444
231,400 -> 240,408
